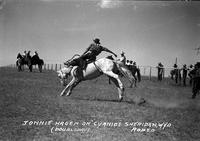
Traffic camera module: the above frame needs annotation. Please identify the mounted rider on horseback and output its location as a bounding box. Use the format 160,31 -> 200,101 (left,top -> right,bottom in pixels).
64,38 -> 117,69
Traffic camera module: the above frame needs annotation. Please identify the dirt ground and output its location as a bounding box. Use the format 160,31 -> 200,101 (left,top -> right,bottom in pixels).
0,67 -> 199,141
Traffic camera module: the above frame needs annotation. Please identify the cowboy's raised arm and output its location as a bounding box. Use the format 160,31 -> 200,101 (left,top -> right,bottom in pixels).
102,46 -> 117,57
81,45 -> 91,56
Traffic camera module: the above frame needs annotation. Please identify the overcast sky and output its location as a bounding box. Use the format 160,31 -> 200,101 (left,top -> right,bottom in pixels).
0,0 -> 200,67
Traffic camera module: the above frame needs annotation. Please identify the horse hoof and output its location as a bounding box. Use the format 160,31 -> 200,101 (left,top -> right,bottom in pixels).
60,93 -> 65,96
138,98 -> 146,105
119,97 -> 123,102
192,95 -> 196,99
66,92 -> 71,96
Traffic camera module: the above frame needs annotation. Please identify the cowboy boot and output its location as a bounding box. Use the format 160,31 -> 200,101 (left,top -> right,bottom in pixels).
82,60 -> 87,70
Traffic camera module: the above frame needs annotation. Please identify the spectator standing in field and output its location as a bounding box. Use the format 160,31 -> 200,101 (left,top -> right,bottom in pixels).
157,62 -> 164,81
191,62 -> 200,98
188,64 -> 194,86
173,64 -> 181,84
182,64 -> 188,86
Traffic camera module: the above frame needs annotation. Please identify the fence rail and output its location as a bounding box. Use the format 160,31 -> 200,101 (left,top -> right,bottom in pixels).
10,63 -> 175,79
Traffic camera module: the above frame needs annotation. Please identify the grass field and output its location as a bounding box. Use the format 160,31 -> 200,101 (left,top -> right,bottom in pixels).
0,67 -> 199,141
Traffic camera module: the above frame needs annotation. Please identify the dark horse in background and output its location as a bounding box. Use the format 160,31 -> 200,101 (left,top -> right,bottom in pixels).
31,54 -> 44,72
16,53 -> 44,72
16,53 -> 32,72
128,65 -> 141,83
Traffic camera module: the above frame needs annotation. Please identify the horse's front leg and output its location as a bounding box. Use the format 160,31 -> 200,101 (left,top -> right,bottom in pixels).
66,79 -> 80,96
60,77 -> 76,96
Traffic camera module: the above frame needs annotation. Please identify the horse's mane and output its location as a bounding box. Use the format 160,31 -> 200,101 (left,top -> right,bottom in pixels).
64,54 -> 80,65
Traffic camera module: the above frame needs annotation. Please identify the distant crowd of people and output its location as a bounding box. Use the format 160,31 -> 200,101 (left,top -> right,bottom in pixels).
126,60 -> 137,68
156,62 -> 200,87
116,51 -> 138,68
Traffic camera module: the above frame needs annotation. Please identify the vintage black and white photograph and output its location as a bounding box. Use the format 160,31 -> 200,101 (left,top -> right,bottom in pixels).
0,0 -> 200,140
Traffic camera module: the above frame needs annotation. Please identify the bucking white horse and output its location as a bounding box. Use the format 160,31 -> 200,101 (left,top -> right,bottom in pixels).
57,57 -> 135,101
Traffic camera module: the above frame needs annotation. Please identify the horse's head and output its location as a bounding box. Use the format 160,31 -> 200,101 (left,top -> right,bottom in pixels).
17,53 -> 22,59
57,66 -> 72,86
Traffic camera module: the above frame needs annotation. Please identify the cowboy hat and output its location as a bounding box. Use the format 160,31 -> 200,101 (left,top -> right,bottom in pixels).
121,51 -> 125,55
93,38 -> 100,44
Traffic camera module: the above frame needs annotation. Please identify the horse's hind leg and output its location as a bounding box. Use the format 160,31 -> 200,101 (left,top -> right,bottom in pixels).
121,66 -> 135,88
67,79 -> 80,96
109,77 -> 124,101
104,71 -> 124,101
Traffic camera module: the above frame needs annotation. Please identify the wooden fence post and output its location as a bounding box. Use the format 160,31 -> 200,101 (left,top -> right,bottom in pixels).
51,64 -> 53,70
163,68 -> 165,79
143,68 -> 146,76
55,64 -> 57,71
44,64 -> 46,70
149,67 -> 152,80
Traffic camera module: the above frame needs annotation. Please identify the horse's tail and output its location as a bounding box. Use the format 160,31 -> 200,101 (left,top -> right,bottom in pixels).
114,61 -> 135,84
40,59 -> 44,65
136,68 -> 141,82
